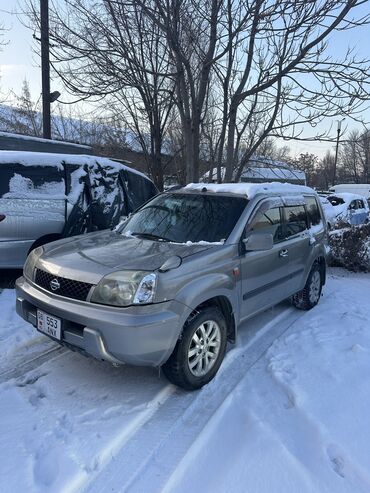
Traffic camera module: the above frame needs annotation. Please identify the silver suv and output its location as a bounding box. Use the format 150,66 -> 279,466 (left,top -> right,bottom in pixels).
16,183 -> 327,390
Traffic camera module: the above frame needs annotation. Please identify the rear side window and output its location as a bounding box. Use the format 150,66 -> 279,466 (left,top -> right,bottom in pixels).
304,196 -> 322,226
284,205 -> 308,238
0,163 -> 64,198
358,199 -> 365,209
121,170 -> 157,212
250,207 -> 284,243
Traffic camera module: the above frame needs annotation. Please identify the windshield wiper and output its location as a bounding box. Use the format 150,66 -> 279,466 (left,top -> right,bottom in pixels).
130,232 -> 171,242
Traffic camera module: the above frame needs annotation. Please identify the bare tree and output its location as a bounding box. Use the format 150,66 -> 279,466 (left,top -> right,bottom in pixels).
26,0 -> 176,189
340,128 -> 370,182
0,22 -> 8,101
105,0 -> 226,183
317,151 -> 336,189
0,80 -> 43,136
217,0 -> 370,181
25,0 -> 370,185
255,138 -> 291,164
138,0 -> 370,182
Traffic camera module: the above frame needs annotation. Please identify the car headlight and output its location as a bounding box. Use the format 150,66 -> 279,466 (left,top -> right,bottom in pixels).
91,271 -> 157,307
23,246 -> 44,281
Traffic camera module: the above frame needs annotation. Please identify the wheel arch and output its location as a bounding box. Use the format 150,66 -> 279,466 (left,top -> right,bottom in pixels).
186,295 -> 236,344
27,233 -> 62,256
314,255 -> 326,286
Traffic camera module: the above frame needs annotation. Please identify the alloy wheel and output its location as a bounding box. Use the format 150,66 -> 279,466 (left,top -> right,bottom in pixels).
187,320 -> 221,377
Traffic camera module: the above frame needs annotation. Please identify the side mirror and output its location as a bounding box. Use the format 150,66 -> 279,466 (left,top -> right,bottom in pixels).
243,232 -> 273,252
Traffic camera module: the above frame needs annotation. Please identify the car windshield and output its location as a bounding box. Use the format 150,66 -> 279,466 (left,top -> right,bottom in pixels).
118,192 -> 248,243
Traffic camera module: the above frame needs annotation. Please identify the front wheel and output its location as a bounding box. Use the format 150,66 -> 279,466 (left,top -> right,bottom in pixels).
162,307 -> 227,390
292,263 -> 322,310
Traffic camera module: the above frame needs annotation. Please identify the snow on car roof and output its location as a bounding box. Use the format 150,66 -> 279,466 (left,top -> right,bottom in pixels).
0,150 -> 148,179
185,182 -> 315,199
328,192 -> 366,203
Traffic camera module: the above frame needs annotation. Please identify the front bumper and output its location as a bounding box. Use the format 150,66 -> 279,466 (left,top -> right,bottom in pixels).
16,276 -> 185,367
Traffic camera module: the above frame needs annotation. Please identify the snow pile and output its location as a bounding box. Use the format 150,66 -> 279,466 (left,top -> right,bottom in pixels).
329,223 -> 370,272
185,181 -> 314,199
67,166 -> 87,205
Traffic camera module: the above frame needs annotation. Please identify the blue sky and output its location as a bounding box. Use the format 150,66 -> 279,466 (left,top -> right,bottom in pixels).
1,0 -> 369,158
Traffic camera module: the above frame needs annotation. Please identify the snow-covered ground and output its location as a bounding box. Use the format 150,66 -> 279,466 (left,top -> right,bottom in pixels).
1,268 -> 370,493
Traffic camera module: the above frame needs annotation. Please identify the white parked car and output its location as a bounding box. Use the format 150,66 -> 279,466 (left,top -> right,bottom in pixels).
329,184 -> 370,207
326,193 -> 370,226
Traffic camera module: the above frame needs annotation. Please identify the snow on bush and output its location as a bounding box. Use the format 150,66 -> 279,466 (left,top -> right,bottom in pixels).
329,224 -> 370,272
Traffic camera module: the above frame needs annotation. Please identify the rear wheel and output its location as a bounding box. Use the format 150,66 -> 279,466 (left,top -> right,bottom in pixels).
292,263 -> 322,310
162,307 -> 227,390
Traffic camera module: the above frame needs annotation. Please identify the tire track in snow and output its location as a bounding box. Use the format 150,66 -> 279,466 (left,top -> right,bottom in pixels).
62,384 -> 176,493
82,303 -> 313,493
0,345 -> 66,384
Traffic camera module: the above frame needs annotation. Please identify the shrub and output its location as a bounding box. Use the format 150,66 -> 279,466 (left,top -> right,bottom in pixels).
329,223 -> 370,272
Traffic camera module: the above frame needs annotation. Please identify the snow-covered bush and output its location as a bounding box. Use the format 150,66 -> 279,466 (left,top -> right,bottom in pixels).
329,224 -> 370,272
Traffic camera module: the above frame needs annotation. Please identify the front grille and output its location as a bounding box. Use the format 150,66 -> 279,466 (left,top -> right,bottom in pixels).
35,269 -> 93,301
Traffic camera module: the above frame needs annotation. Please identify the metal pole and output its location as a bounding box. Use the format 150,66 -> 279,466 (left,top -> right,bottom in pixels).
332,127 -> 340,186
332,118 -> 345,186
41,0 -> 51,139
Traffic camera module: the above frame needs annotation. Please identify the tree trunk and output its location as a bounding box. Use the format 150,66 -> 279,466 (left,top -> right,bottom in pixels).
224,107 -> 238,182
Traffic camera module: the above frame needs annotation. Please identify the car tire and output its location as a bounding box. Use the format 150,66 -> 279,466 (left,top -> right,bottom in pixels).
292,263 -> 322,311
162,307 -> 228,391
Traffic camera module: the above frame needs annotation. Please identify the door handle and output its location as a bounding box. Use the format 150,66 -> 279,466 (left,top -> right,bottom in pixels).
279,249 -> 288,258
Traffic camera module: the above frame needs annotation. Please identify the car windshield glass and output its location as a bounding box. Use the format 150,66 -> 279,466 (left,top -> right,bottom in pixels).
327,196 -> 345,206
118,192 -> 248,243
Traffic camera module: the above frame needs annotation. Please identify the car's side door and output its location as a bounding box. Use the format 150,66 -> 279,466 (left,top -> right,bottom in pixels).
282,204 -> 311,294
240,200 -> 292,320
348,200 -> 359,225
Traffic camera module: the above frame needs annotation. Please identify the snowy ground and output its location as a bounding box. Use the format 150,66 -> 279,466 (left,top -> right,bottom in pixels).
1,268 -> 370,493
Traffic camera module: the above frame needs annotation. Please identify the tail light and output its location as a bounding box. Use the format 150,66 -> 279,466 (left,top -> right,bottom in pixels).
0,214 -> 6,222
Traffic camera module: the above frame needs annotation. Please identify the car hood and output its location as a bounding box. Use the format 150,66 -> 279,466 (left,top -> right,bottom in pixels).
38,230 -> 213,284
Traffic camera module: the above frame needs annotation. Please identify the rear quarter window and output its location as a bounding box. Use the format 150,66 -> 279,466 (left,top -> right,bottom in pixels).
304,195 -> 322,226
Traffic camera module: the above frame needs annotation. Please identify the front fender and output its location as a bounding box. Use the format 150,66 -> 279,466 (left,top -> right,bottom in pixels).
174,273 -> 238,332
175,273 -> 235,308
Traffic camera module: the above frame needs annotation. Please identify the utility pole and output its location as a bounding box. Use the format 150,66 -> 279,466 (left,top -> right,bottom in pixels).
332,118 -> 345,186
40,0 -> 51,139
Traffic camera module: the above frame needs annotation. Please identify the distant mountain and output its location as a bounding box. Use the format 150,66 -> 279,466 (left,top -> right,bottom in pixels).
0,104 -> 149,153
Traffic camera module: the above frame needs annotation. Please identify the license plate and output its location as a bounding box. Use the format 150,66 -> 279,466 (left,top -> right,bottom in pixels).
37,310 -> 62,341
